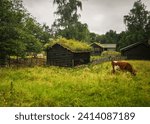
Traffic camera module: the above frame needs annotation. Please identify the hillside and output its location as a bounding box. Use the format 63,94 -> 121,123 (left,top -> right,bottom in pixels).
0,60 -> 150,107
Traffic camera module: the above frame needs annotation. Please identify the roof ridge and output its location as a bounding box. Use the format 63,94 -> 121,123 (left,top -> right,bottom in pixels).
91,42 -> 104,47
54,43 -> 90,53
46,38 -> 92,52
120,42 -> 143,51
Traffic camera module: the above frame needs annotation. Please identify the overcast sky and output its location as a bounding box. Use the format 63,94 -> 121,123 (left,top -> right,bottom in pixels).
22,0 -> 150,35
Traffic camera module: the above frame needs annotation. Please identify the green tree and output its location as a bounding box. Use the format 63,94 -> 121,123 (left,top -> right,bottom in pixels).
41,24 -> 52,44
117,31 -> 129,50
145,15 -> 150,40
89,30 -> 119,44
59,21 -> 90,41
89,33 -> 104,43
123,0 -> 150,45
0,0 -> 26,65
0,0 -> 51,65
24,18 -> 51,46
52,0 -> 90,41
104,30 -> 119,44
52,0 -> 82,30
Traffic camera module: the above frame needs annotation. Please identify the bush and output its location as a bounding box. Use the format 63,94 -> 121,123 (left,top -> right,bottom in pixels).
101,51 -> 121,57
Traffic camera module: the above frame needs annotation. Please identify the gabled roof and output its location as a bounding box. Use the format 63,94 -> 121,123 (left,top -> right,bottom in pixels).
90,42 -> 116,49
45,38 -> 92,53
101,44 -> 116,49
120,42 -> 149,51
90,42 -> 104,48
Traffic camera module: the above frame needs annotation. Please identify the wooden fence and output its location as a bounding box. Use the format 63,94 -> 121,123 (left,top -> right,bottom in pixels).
91,56 -> 127,65
6,58 -> 46,67
1,56 -> 127,67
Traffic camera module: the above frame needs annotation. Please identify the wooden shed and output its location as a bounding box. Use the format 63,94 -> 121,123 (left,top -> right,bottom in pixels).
90,42 -> 104,55
90,42 -> 116,55
101,44 -> 116,51
120,42 -> 150,60
46,38 -> 92,67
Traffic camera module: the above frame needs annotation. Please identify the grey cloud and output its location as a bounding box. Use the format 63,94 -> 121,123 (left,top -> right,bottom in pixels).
23,0 -> 55,26
22,0 -> 150,34
80,0 -> 150,34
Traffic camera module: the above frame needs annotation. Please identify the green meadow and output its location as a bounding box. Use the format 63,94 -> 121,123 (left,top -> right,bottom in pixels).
0,60 -> 150,107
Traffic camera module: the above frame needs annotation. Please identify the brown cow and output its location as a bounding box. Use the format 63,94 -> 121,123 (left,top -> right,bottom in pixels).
111,60 -> 136,76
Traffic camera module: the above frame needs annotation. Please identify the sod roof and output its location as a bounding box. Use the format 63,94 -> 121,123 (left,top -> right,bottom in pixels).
90,42 -> 104,48
46,38 -> 92,52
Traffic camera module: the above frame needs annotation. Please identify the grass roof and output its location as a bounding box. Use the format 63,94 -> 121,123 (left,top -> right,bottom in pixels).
45,38 -> 92,52
91,42 -> 104,48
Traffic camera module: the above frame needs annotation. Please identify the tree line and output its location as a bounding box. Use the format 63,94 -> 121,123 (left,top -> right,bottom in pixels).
0,0 -> 150,66
0,0 -> 52,65
51,0 -> 150,50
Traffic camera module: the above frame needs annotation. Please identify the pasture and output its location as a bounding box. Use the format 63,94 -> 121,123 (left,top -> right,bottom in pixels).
0,60 -> 150,107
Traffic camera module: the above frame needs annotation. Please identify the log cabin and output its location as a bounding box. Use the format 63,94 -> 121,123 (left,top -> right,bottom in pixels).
46,38 -> 92,67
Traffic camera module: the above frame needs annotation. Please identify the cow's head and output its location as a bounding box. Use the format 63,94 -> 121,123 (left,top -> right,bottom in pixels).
132,69 -> 136,76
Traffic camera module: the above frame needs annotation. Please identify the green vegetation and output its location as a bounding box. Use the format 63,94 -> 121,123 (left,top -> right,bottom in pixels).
91,51 -> 121,61
0,0 -> 150,107
45,38 -> 92,52
90,43 -> 121,60
89,0 -> 150,50
0,0 -> 51,65
101,51 -> 121,57
91,55 -> 103,61
1,0 -> 150,66
0,60 -> 150,107
52,0 -> 90,41
118,0 -> 150,49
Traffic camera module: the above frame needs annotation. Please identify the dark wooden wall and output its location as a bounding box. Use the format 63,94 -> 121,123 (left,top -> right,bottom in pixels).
121,44 -> 150,60
47,44 -> 90,67
91,44 -> 103,55
73,52 -> 90,66
47,44 -> 73,66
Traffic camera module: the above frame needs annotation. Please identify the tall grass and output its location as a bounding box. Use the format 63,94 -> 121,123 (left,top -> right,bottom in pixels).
0,60 -> 150,107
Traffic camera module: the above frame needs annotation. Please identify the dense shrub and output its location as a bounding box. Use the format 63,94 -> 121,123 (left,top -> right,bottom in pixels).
101,51 -> 121,57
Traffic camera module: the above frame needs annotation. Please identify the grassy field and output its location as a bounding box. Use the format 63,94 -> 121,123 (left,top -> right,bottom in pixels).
0,60 -> 150,107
